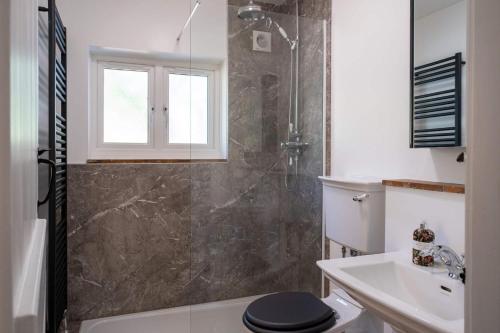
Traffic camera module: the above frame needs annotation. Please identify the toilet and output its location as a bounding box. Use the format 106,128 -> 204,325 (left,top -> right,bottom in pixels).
243,289 -> 363,333
242,178 -> 385,333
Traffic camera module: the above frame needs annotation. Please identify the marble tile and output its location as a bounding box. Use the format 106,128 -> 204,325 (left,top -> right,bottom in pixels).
68,165 -> 192,320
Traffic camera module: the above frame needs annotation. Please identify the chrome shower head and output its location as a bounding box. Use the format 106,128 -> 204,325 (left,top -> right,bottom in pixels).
238,0 -> 266,21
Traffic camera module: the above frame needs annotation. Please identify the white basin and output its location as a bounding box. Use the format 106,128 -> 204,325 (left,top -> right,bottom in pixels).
317,252 -> 464,333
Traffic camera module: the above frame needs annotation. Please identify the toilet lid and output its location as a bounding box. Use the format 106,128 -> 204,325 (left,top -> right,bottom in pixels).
243,292 -> 336,332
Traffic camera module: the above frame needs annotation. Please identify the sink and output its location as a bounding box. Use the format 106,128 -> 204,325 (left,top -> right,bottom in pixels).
317,252 -> 464,333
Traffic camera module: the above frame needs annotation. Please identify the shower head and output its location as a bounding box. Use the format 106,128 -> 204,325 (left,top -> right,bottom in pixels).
237,1 -> 297,50
238,0 -> 266,21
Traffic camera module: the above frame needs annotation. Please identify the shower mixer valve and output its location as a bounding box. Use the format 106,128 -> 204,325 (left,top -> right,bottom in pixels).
281,135 -> 309,158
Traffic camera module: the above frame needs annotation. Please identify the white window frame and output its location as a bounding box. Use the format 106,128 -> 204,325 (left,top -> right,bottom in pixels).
163,67 -> 219,155
89,56 -> 225,160
96,62 -> 155,149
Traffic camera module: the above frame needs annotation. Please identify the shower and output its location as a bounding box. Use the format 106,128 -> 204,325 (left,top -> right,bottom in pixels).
237,0 -> 266,21
238,0 -> 308,189
238,1 -> 297,49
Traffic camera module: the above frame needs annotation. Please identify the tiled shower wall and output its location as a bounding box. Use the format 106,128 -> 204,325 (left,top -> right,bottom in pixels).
67,1 -> 331,322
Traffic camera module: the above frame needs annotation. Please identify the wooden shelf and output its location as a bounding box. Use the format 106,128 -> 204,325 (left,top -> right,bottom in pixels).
382,179 -> 465,194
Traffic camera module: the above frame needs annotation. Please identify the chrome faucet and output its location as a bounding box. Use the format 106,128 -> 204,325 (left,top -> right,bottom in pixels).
421,245 -> 466,283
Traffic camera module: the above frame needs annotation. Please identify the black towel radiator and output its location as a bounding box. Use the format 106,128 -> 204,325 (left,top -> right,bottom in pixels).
411,52 -> 465,148
40,0 -> 68,331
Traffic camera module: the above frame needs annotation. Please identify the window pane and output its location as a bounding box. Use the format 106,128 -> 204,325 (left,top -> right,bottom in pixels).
168,73 -> 208,144
103,68 -> 149,144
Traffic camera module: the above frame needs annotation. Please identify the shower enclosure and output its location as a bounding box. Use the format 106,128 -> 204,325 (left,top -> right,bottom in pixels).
187,0 -> 326,319
66,0 -> 328,331
237,0 -> 309,190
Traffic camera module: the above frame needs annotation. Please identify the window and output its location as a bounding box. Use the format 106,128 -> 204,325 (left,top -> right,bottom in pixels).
90,58 -> 225,160
103,67 -> 150,144
167,71 -> 209,145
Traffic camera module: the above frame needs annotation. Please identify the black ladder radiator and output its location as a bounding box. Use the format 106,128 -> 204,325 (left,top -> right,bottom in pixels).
411,53 -> 465,148
42,0 -> 68,331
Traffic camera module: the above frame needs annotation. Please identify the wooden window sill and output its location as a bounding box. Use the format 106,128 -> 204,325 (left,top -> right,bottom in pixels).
86,159 -> 228,164
382,179 -> 465,194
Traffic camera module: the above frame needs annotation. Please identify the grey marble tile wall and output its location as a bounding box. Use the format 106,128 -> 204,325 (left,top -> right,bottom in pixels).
67,2 -> 328,322
67,165 -> 193,320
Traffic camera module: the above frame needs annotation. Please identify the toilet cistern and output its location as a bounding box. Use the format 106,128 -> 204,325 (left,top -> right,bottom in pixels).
319,177 -> 386,254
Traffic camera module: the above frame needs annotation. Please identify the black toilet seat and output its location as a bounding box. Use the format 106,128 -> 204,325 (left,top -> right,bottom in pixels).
243,292 -> 336,333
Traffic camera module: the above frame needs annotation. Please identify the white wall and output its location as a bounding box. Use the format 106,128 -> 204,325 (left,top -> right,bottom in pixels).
9,0 -> 39,313
0,0 -> 14,331
331,0 -> 465,184
385,187 -> 465,254
465,0 -> 500,331
330,0 -> 466,259
330,3 -> 467,332
1,0 -> 41,331
57,0 -> 228,163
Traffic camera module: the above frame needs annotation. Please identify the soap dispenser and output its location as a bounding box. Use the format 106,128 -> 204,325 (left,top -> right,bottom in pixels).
412,222 -> 435,266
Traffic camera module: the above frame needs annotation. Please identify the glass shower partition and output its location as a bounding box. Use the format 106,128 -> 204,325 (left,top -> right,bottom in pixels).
188,1 -> 326,331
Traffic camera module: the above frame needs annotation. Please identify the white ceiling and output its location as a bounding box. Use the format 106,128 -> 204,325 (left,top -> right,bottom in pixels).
414,0 -> 463,19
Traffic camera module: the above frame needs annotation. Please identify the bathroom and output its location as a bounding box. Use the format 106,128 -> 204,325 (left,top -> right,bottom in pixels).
1,0 -> 499,333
